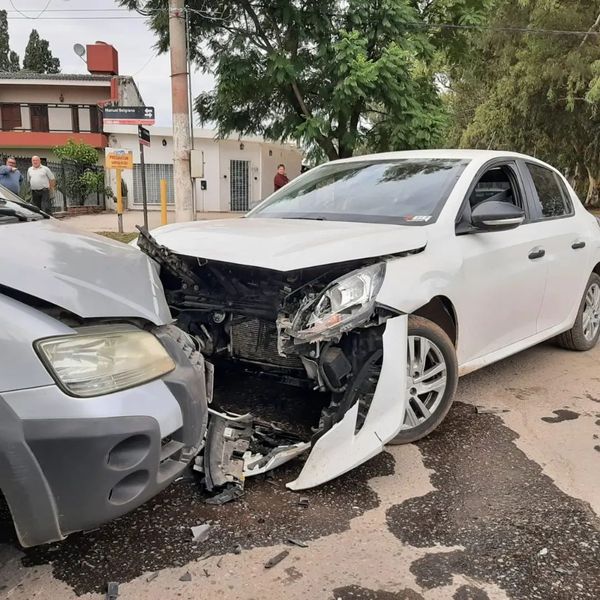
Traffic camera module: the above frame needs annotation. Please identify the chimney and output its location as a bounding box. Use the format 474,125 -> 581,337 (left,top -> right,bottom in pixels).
86,42 -> 119,76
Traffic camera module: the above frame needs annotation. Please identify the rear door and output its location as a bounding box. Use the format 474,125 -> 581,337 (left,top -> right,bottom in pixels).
522,162 -> 593,332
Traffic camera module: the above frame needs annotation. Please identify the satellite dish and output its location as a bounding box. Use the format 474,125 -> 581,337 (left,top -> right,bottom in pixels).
73,43 -> 86,58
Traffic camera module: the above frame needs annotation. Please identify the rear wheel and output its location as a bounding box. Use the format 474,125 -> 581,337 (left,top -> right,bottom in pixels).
388,316 -> 458,445
556,273 -> 600,351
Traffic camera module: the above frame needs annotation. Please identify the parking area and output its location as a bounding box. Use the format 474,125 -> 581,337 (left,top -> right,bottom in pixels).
1,340 -> 598,600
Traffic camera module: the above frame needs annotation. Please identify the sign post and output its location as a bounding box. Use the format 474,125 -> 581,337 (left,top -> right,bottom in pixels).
137,125 -> 151,230
105,148 -> 133,233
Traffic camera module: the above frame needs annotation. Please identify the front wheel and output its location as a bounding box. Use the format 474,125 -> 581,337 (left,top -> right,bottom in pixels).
388,315 -> 458,445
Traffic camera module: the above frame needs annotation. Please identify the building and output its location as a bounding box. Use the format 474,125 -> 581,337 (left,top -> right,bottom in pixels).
0,43 -> 142,213
105,126 -> 303,213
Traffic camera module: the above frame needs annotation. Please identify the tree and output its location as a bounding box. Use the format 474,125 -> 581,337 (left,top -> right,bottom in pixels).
448,0 -> 600,206
0,9 -> 19,72
23,29 -> 60,74
120,0 -> 490,160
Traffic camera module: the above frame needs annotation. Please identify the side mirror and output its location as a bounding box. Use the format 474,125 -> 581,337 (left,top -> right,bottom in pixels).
471,200 -> 525,231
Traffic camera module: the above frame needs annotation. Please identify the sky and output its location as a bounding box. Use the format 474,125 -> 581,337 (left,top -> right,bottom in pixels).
4,0 -> 215,126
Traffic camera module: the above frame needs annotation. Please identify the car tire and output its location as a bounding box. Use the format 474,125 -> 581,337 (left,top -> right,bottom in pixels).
387,315 -> 458,445
556,272 -> 600,352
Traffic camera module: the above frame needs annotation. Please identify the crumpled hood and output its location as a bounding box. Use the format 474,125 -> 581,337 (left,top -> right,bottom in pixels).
0,220 -> 172,325
149,218 -> 428,271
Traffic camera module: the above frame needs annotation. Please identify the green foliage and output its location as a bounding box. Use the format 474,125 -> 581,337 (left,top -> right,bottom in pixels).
119,0 -> 490,159
23,29 -> 60,74
53,140 -> 99,167
448,0 -> 600,205
0,10 -> 19,71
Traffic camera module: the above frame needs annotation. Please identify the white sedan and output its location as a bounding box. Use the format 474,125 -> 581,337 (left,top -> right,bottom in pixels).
139,149 -> 600,489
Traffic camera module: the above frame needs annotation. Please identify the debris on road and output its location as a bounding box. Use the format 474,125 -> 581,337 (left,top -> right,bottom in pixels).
105,582 -> 119,600
203,568 -> 210,578
287,538 -> 309,548
264,550 -> 290,569
191,524 -> 211,543
179,572 -> 192,582
233,544 -> 243,555
539,547 -> 548,556
205,484 -> 244,505
475,405 -> 509,415
298,497 -> 309,508
217,557 -> 223,568
146,572 -> 159,583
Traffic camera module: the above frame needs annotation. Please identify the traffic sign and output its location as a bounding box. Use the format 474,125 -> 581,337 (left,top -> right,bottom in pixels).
103,106 -> 155,126
105,148 -> 133,170
138,125 -> 151,147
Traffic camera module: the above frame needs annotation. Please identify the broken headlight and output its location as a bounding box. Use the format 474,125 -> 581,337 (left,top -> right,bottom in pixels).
35,325 -> 175,397
290,263 -> 386,341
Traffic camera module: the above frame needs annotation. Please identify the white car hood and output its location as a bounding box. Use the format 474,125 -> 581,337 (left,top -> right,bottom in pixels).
0,219 -> 172,325
150,218 -> 428,271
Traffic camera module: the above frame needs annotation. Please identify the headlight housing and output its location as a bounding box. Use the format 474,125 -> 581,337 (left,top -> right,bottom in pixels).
290,263 -> 386,341
35,325 -> 175,397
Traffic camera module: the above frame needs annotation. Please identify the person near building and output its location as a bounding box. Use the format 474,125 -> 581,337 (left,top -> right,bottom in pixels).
27,156 -> 56,212
0,157 -> 23,195
274,164 -> 289,192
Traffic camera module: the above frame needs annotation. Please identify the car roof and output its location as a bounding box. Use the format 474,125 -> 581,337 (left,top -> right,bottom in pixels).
326,149 -> 549,166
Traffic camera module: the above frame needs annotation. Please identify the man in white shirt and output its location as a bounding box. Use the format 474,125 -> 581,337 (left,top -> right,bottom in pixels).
27,156 -> 56,212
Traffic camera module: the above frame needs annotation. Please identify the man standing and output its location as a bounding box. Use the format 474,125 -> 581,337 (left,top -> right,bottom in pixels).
273,164 -> 289,192
27,156 -> 55,212
0,157 -> 23,195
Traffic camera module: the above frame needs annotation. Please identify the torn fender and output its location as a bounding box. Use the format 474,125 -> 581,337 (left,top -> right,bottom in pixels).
287,314 -> 408,490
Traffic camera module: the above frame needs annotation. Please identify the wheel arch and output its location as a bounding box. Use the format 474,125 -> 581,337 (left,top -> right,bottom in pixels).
411,295 -> 458,347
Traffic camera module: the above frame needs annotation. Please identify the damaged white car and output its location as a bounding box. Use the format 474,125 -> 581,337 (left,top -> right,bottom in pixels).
138,149 -> 600,492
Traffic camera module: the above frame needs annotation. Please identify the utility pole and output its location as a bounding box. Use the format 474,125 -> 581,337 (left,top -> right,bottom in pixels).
169,0 -> 194,222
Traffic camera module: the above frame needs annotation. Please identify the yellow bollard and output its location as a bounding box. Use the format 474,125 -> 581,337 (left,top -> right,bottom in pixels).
160,178 -> 168,225
116,168 -> 123,233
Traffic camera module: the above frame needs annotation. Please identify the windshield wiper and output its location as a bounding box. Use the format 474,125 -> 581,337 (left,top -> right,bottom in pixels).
285,216 -> 328,221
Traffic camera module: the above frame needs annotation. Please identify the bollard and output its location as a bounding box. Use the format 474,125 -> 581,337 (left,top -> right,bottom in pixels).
160,178 -> 168,225
116,168 -> 123,233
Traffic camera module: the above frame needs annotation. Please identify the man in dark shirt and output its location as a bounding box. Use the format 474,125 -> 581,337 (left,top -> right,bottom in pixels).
274,164 -> 289,191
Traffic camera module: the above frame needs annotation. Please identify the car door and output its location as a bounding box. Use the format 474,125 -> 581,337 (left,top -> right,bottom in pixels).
522,162 -> 593,332
453,160 -> 549,363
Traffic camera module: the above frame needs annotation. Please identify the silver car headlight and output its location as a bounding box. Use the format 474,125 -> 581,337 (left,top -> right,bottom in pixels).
290,263 -> 386,341
35,325 -> 175,397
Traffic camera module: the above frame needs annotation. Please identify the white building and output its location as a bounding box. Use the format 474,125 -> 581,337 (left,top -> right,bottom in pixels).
105,125 -> 303,213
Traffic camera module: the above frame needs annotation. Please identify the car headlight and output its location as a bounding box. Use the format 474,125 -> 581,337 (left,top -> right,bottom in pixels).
35,325 -> 175,397
290,263 -> 386,341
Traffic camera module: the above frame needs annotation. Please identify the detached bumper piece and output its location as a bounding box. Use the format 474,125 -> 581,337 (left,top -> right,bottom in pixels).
195,410 -> 310,504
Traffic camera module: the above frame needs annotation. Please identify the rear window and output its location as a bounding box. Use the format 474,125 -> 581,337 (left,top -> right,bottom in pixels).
526,163 -> 573,219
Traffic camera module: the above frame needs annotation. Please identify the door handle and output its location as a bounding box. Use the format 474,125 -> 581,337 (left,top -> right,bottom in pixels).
571,241 -> 586,250
528,247 -> 545,260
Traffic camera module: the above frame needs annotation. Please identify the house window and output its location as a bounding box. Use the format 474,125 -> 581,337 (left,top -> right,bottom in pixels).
71,106 -> 80,133
1,104 -> 22,130
30,105 -> 49,132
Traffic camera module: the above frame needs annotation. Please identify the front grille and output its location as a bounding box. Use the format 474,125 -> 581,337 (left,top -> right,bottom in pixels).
231,319 -> 303,369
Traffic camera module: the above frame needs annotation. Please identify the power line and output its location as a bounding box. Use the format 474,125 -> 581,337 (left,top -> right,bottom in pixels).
8,0 -> 53,19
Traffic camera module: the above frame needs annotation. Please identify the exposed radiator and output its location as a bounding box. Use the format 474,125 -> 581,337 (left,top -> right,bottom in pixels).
230,319 -> 303,369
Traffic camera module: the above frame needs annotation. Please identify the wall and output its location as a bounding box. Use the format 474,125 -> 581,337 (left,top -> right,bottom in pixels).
0,83 -> 111,105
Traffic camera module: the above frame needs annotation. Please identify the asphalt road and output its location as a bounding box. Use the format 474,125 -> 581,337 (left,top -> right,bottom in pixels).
1,341 -> 599,600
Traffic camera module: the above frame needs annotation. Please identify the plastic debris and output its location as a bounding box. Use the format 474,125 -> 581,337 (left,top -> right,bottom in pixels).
298,497 -> 309,508
287,538 -> 308,548
233,544 -> 242,555
105,582 -> 119,600
265,550 -> 290,569
191,524 -> 211,543
146,572 -> 159,583
179,572 -> 192,582
205,484 -> 244,505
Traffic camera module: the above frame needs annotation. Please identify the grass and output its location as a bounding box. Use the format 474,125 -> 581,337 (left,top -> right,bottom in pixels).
96,231 -> 138,244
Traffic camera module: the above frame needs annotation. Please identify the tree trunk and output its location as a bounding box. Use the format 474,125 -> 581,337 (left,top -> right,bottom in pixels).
585,167 -> 600,208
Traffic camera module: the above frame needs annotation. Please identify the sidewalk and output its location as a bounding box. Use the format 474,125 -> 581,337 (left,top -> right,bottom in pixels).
59,210 -> 239,233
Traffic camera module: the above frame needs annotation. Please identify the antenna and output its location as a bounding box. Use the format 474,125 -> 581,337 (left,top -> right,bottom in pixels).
73,43 -> 86,63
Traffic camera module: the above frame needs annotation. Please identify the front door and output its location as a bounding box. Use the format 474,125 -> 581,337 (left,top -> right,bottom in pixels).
230,160 -> 250,212
453,162 -> 548,363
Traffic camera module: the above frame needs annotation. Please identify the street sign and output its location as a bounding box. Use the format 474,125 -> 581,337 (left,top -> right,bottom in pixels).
103,106 -> 155,126
138,125 -> 151,147
105,148 -> 133,170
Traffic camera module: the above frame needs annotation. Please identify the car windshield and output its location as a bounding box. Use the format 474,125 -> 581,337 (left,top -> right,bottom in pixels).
0,185 -> 48,224
249,158 -> 469,225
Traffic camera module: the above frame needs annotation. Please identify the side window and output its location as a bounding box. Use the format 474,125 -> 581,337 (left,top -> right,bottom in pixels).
526,163 -> 571,219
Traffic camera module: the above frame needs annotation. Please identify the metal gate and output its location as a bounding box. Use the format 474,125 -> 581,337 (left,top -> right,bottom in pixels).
230,159 -> 250,211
